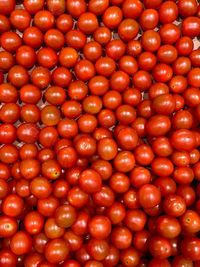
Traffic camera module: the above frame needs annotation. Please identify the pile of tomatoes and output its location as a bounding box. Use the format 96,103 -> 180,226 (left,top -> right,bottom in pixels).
0,0 -> 200,266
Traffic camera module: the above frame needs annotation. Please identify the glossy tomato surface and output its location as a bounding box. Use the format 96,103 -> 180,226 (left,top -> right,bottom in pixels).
0,0 -> 200,266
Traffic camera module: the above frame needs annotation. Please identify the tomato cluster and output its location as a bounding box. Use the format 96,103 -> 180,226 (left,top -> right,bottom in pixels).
0,0 -> 200,266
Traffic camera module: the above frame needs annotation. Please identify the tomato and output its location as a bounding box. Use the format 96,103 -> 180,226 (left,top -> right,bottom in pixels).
103,6 -> 122,29
180,210 -> 200,233
171,129 -> 196,151
122,0 -> 143,19
66,0 -> 86,19
149,259 -> 171,267
163,194 -> 186,217
0,215 -> 18,237
134,144 -> 154,165
154,64 -> 173,83
149,235 -> 172,259
44,217 -> 65,239
156,216 -> 181,239
45,238 -> 69,264
178,0 -> 198,17
146,115 -> 171,137
23,0 -> 44,14
1,32 -> 22,53
10,231 -> 32,255
181,237 -> 200,261
17,123 -> 39,143
172,255 -> 193,267
75,245 -> 91,265
88,215 -> 111,239
30,177 -> 52,199
24,211 -> 44,235
120,247 -> 140,267
159,1 -> 178,23
10,9 -> 31,31
66,29 -> 86,50
182,16 -> 200,38
20,159 -> 40,180
151,157 -> 174,177
140,9 -> 158,30
63,230 -> 82,252
2,194 -> 24,217
88,0 -> 109,16
33,232 -> 48,254
111,227 -> 132,250
87,239 -> 109,261
46,0 -> 65,16
0,1 -> 200,265
77,12 -> 98,34
154,177 -> 176,197
0,249 -> 17,267
54,204 -> 77,228
138,184 -> 161,209
114,151 -> 135,173
124,209 -> 147,232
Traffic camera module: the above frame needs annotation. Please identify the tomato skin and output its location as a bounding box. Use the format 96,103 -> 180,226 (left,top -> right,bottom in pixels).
156,216 -> 181,239
149,235 -> 172,259
153,63 -> 173,83
130,166 -> 151,188
63,230 -> 83,252
0,215 -> 18,237
120,247 -> 140,267
88,215 -> 111,239
151,157 -> 174,177
0,1 -> 200,265
66,0 -> 86,19
134,144 -> 154,165
181,237 -> 200,261
138,184 -> 161,209
23,0 -> 45,15
180,210 -> 200,234
111,226 -> 132,250
171,129 -> 196,151
88,0 -> 109,16
30,177 -> 52,199
154,177 -> 176,197
0,249 -> 17,267
141,30 -> 161,52
171,255 -> 193,267
158,45 -> 178,64
140,9 -> 159,30
152,94 -> 175,115
75,245 -> 91,265
148,258 -> 171,267
177,185 -> 196,207
62,260 -> 81,267
163,194 -> 186,217
0,124 -> 16,144
20,159 -> 40,180
10,231 -> 32,255
54,204 -> 77,228
87,238 -> 109,261
178,0 -> 198,17
24,211 -> 44,235
190,50 -> 200,67
182,16 -> 200,38
124,209 -> 147,232
57,147 -> 78,168
45,238 -> 69,264
159,1 -> 178,24
2,194 -> 24,217
106,202 -> 126,225
146,115 -> 171,137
